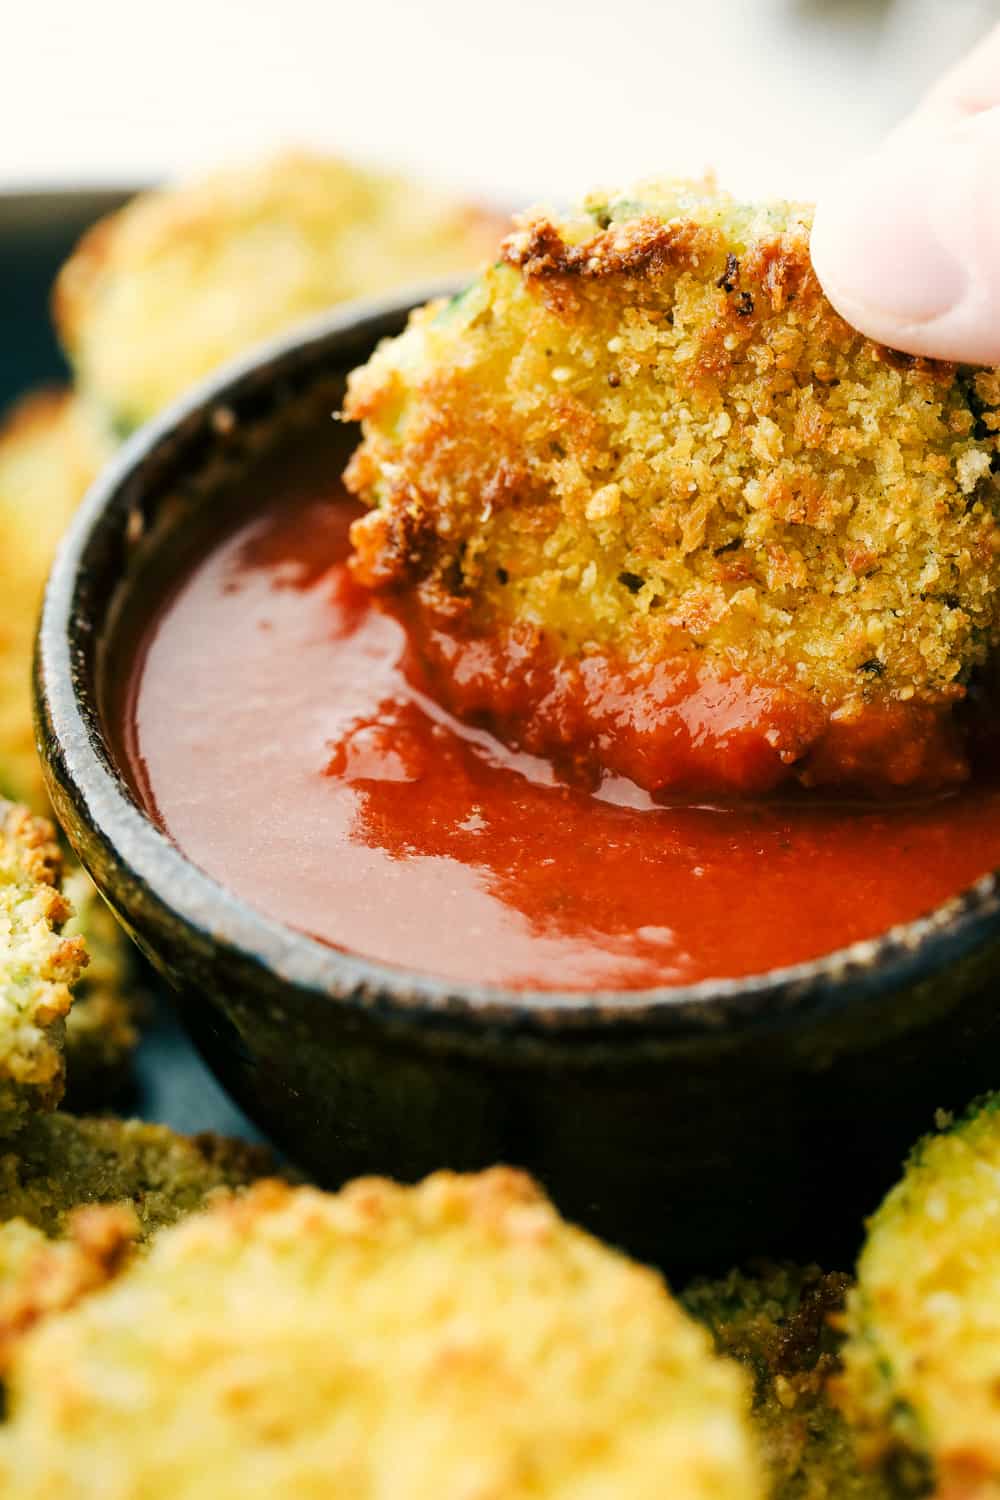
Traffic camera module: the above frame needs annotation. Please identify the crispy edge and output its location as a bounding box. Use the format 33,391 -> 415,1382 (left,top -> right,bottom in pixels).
0,804 -> 86,1132
0,1204 -> 137,1377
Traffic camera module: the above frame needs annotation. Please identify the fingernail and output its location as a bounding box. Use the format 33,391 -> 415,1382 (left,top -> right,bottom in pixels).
811,150 -> 968,330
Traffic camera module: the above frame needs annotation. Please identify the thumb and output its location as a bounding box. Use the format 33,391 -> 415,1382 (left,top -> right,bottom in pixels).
811,22 -> 1000,364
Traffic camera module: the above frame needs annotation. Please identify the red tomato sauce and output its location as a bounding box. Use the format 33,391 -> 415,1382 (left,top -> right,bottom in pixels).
114,428 -> 1000,993
394,604 -> 968,799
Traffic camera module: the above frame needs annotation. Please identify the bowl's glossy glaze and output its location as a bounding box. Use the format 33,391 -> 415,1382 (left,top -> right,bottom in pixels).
35,290 -> 1000,1271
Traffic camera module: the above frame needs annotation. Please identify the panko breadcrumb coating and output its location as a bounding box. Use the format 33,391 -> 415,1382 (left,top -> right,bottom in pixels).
0,1116 -> 273,1381
345,179 -> 1000,796
684,1264 -> 889,1499
0,389 -> 111,813
0,1219 -> 49,1285
0,1112 -> 272,1243
0,803 -> 84,1134
0,1169 -> 763,1500
0,1205 -> 138,1377
55,150 -> 503,434
838,1094 -> 1000,1497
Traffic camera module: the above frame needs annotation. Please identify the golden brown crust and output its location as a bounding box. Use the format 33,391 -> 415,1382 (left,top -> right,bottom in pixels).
55,151 -> 505,431
837,1096 -> 1000,1495
0,1114 -> 277,1241
0,387 -> 111,812
1,806 -> 66,917
0,803 -> 87,1131
52,215 -> 118,354
0,1169 -> 763,1499
0,1205 -> 137,1375
503,212 -> 715,286
0,1118 -> 277,1378
344,183 -> 1000,792
0,394 -> 139,1104
56,183 -> 504,355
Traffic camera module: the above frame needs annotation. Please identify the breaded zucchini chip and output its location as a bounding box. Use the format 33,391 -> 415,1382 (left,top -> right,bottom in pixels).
0,1116 -> 274,1377
0,1112 -> 272,1242
0,803 -> 84,1133
345,180 -> 1000,797
838,1094 -> 1000,1496
55,150 -> 503,434
0,1204 -> 137,1374
684,1264 -> 889,1499
0,1169 -> 762,1499
0,389 -> 110,812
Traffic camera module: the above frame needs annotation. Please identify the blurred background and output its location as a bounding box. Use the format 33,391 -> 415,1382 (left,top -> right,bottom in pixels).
4,0 -> 1000,203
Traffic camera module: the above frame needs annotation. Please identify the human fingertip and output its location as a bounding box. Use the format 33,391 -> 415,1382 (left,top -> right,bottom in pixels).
813,89 -> 1000,365
811,151 -> 969,354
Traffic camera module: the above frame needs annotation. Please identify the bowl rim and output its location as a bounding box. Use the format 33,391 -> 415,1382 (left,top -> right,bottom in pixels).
35,286 -> 1000,1039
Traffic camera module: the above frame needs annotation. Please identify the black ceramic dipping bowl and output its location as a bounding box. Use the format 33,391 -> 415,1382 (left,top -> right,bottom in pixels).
35,289 -> 1000,1274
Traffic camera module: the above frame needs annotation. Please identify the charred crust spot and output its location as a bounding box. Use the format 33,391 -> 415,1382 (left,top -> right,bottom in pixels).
859,658 -> 886,676
741,237 -> 815,315
876,343 -> 955,380
618,570 -> 645,594
495,566 -> 509,585
439,541 -> 471,598
413,575 -> 473,624
735,291 -> 755,318
348,495 -> 436,591
502,215 -> 717,283
716,253 -> 740,293
483,458 -> 532,511
607,371 -> 622,388
384,503 -> 433,580
713,538 -> 741,555
958,368 -> 999,442
772,1270 -> 852,1377
501,220 -> 569,279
